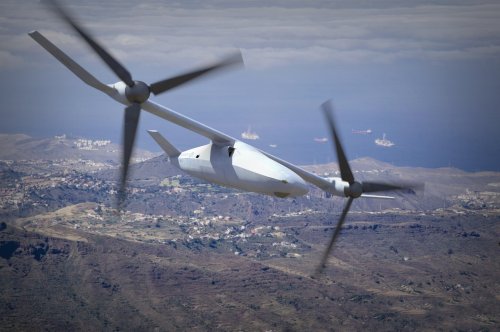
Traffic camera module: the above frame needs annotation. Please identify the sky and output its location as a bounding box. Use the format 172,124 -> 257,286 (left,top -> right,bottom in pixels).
1,0 -> 500,171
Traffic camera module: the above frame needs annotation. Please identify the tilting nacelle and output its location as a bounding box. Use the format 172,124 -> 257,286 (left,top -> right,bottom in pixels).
108,81 -> 151,105
324,177 -> 363,198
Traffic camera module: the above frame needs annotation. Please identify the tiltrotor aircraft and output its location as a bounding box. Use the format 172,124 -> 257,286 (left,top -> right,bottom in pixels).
30,0 -> 419,273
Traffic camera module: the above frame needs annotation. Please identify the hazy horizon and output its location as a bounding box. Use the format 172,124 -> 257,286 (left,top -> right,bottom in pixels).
1,0 -> 499,172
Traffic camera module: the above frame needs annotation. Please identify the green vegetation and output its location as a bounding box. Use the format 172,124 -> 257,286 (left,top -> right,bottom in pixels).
160,178 -> 180,187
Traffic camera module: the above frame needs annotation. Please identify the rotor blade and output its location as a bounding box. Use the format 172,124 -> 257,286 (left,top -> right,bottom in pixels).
46,0 -> 134,87
361,194 -> 395,199
315,197 -> 354,276
29,31 -> 116,94
321,100 -> 355,184
362,181 -> 423,194
118,103 -> 141,207
149,51 -> 243,95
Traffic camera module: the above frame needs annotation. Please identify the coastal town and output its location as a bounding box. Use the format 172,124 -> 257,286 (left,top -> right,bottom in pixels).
2,139 -> 498,261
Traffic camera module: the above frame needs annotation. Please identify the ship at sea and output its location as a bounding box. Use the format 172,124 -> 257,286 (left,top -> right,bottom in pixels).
314,137 -> 328,143
375,133 -> 395,147
241,126 -> 260,140
352,129 -> 372,135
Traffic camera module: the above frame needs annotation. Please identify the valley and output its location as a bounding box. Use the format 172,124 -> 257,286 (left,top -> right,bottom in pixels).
0,134 -> 499,331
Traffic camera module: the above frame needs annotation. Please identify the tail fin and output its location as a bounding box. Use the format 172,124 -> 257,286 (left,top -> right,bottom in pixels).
147,130 -> 181,158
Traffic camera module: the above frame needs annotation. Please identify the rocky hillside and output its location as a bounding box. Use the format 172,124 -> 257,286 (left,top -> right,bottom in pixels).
1,209 -> 498,331
0,133 -> 155,162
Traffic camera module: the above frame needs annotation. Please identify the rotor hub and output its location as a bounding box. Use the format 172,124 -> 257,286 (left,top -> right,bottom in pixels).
125,81 -> 150,103
346,181 -> 363,198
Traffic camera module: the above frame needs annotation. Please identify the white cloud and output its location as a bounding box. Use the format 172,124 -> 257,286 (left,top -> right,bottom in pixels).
0,50 -> 22,68
1,0 -> 500,69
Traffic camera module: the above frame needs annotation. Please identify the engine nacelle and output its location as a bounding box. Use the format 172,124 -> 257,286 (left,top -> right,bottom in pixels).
325,177 -> 362,198
125,80 -> 150,103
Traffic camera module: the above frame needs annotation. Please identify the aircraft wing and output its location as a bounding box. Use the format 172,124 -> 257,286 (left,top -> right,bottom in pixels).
259,150 -> 335,193
141,100 -> 236,146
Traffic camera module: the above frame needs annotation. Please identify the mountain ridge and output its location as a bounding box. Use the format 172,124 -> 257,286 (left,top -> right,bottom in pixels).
0,133 -> 156,162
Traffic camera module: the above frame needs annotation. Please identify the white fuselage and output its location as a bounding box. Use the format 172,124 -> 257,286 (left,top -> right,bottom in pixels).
108,81 -> 309,198
174,141 -> 309,198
